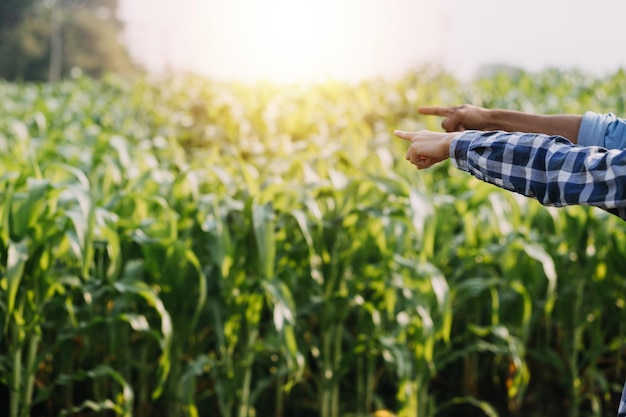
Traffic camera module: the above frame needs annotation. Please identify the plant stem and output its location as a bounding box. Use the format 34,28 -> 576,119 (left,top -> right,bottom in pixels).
568,278 -> 585,417
238,327 -> 258,417
10,345 -> 22,417
10,317 -> 25,417
138,344 -> 149,417
275,373 -> 284,417
211,298 -> 231,417
169,345 -> 182,417
357,355 -> 364,415
321,329 -> 332,417
331,324 -> 342,417
22,330 -> 41,416
366,354 -> 375,413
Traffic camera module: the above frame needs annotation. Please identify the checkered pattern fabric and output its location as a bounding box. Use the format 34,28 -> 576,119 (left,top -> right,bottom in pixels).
451,130 -> 626,220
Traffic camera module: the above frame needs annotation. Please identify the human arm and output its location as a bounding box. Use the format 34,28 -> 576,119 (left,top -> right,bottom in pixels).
394,129 -> 626,220
418,105 -> 583,143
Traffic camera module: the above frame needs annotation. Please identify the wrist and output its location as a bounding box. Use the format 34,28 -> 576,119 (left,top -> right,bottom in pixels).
443,132 -> 458,154
483,108 -> 501,130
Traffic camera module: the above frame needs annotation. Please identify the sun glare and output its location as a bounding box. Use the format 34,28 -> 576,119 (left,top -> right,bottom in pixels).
190,0 -> 434,84
124,0 -> 626,85
264,1 -> 319,53
196,0 -> 386,84
256,0 -> 322,82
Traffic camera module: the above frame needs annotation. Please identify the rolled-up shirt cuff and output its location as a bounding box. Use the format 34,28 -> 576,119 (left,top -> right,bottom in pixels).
577,111 -> 626,149
578,111 -> 610,147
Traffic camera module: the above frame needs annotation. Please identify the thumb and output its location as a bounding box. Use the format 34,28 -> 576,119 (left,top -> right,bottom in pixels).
441,113 -> 465,132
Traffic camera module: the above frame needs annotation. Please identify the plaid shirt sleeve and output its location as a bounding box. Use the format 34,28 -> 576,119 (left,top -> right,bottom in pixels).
449,130 -> 626,221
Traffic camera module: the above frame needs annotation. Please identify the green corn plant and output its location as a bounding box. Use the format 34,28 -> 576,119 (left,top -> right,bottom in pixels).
191,190 -> 302,417
3,179 -> 49,417
1,173 -> 98,417
1,68 -> 626,417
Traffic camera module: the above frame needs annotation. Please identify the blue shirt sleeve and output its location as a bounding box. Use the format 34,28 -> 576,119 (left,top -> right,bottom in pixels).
578,111 -> 626,150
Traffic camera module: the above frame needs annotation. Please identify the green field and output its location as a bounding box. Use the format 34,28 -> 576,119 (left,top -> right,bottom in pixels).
1,68 -> 625,417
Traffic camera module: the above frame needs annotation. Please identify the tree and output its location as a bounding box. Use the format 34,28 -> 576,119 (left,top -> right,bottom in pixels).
0,0 -> 137,81
0,5 -> 50,81
0,0 -> 37,28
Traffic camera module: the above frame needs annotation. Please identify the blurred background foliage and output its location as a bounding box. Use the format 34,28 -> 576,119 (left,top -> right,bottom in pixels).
0,0 -> 135,81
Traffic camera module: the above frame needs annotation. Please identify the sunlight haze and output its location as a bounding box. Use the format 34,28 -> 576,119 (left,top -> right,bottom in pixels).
119,0 -> 626,83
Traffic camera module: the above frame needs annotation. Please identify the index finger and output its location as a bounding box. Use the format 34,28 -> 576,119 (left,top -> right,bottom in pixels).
418,106 -> 455,117
393,130 -> 414,142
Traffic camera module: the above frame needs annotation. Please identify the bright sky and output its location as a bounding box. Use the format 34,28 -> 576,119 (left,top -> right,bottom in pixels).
119,0 -> 626,84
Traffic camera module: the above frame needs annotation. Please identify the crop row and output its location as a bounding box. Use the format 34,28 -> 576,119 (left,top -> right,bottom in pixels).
1,69 -> 625,417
